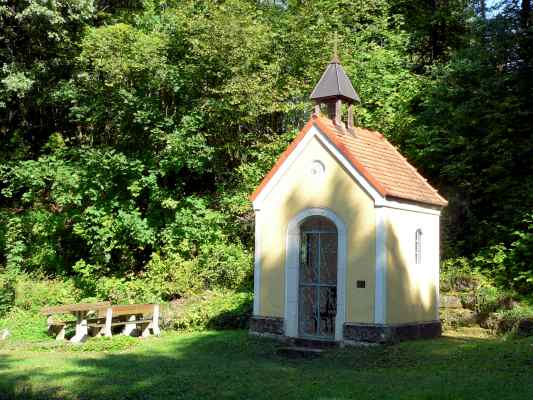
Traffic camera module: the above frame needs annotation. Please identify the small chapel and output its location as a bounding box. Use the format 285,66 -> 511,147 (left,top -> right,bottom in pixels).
249,55 -> 448,344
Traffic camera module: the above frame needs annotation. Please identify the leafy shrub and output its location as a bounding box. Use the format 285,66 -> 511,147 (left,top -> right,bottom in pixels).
474,286 -> 510,315
471,214 -> 533,294
161,196 -> 231,256
440,214 -> 533,298
0,147 -> 160,275
483,305 -> 533,338
440,258 -> 520,318
499,214 -> 533,293
440,257 -> 483,293
0,270 -> 81,314
0,146 -> 252,310
0,271 -> 15,316
90,246 -> 252,305
0,308 -> 49,341
140,253 -> 202,300
196,243 -> 252,290
12,273 -> 82,313
171,290 -> 253,331
496,305 -> 533,322
91,253 -> 200,304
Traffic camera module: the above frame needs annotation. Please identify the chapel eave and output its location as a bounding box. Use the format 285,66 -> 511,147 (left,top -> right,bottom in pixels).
250,114 -> 448,209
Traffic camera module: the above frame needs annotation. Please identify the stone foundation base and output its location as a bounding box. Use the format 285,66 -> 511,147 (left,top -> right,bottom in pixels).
249,316 -> 284,337
249,317 -> 441,344
343,321 -> 442,344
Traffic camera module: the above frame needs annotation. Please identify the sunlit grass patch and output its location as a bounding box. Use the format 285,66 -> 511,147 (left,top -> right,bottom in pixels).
1,330 -> 532,400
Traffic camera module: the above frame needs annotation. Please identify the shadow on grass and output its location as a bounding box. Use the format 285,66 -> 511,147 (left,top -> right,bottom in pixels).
0,331 -> 532,400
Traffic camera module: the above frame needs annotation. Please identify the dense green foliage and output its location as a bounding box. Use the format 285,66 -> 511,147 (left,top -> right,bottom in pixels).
1,0 -> 532,313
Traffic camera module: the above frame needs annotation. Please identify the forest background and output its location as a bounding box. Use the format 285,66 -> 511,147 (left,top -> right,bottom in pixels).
0,0 -> 531,329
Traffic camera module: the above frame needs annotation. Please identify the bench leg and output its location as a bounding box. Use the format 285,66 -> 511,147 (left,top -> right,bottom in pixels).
47,316 -> 66,340
152,304 -> 161,336
141,322 -> 151,338
70,312 -> 88,343
47,316 -> 53,335
122,315 -> 137,336
102,307 -> 113,337
56,325 -> 66,341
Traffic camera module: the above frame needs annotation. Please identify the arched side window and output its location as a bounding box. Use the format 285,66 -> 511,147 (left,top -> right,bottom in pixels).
415,228 -> 423,265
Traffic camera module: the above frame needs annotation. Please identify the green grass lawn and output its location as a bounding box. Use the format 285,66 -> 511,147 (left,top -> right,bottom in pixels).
1,329 -> 532,400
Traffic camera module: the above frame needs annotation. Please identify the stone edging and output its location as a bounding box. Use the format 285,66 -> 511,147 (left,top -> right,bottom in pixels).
249,316 -> 442,344
343,321 -> 442,343
249,316 -> 284,336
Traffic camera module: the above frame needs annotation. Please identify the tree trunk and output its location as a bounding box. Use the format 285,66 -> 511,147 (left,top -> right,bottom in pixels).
429,0 -> 440,62
522,0 -> 531,28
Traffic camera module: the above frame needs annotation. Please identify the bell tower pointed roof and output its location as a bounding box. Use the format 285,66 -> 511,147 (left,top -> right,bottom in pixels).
310,56 -> 360,104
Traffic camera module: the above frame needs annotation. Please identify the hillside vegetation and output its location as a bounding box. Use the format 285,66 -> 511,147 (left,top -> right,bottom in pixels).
0,1 -> 532,322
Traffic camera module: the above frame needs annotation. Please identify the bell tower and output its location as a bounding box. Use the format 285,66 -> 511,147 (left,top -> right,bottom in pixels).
310,55 -> 360,133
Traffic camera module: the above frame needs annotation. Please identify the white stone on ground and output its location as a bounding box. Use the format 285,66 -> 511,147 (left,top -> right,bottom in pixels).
0,329 -> 10,340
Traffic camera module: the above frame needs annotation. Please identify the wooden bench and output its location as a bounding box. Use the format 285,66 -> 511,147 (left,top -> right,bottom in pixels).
90,304 -> 161,338
42,302 -> 111,342
42,303 -> 160,343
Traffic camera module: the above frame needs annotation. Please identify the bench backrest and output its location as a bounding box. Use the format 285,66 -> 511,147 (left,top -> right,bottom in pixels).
110,304 -> 157,317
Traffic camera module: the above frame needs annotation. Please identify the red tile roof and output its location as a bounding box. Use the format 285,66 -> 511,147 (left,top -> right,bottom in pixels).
251,114 -> 448,208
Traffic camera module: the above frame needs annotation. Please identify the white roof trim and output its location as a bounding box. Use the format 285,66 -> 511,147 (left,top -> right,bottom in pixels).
314,129 -> 385,206
252,123 -> 443,216
252,124 -> 385,210
380,199 -> 442,216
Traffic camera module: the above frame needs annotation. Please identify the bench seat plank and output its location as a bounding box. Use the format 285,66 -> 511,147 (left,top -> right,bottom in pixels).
89,319 -> 153,328
41,302 -> 111,315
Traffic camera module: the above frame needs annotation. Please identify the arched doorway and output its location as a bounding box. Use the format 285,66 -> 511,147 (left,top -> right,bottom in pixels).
285,208 -> 346,341
298,216 -> 338,339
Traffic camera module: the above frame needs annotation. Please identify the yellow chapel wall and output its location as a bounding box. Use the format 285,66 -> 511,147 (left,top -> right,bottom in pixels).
385,207 -> 440,324
257,135 -> 376,323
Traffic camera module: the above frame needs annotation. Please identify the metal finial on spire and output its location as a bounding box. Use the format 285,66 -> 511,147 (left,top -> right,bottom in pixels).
331,32 -> 340,64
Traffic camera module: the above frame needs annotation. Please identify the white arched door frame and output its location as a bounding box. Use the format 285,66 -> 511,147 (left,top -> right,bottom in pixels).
284,208 -> 347,341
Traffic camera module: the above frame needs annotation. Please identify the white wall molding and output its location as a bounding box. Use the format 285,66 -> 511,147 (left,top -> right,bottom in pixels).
313,131 -> 385,206
284,208 -> 347,341
435,216 -> 441,320
253,210 -> 261,315
378,199 -> 442,216
374,207 -> 388,324
253,126 -> 320,210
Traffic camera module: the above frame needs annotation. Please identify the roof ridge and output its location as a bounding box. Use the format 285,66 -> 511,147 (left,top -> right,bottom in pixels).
317,114 -> 447,206
251,114 -> 447,207
335,64 -> 341,97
